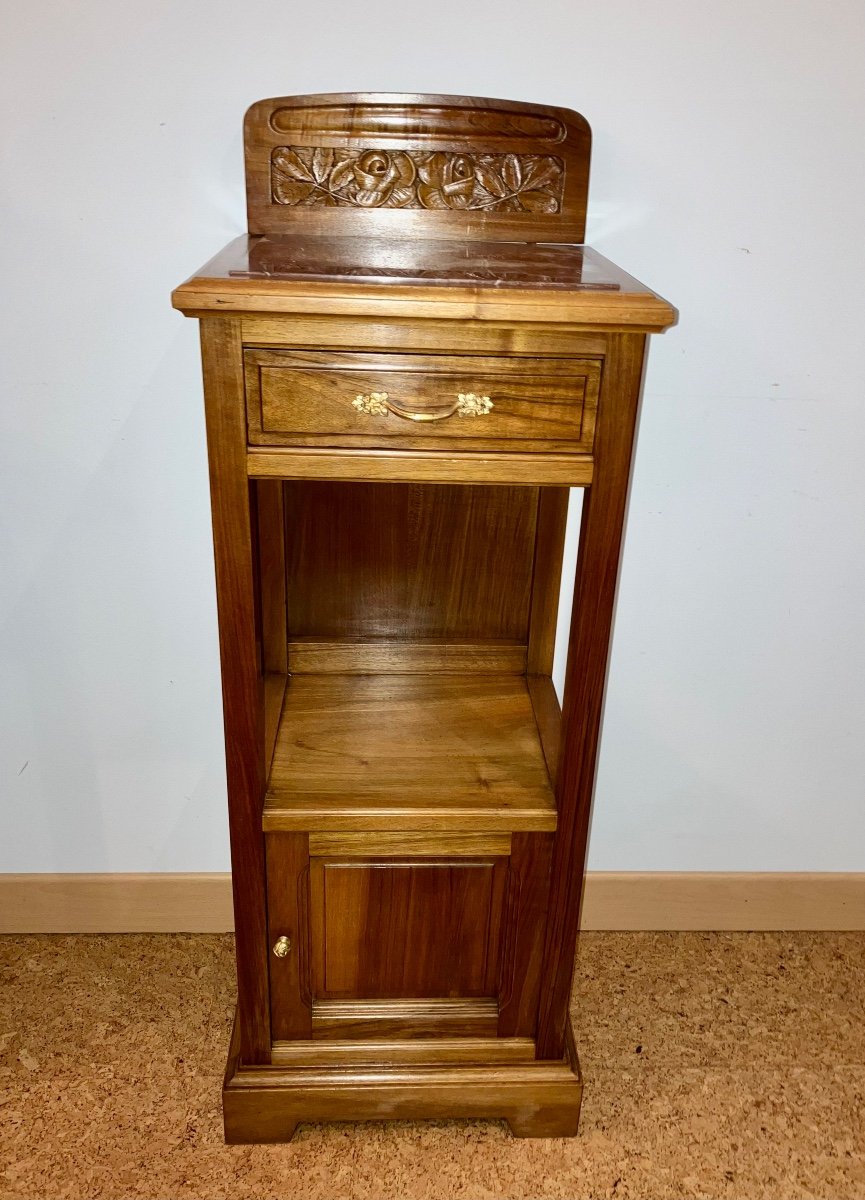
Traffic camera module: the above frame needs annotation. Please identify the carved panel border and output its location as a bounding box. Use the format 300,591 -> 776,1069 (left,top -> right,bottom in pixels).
271,146 -> 564,214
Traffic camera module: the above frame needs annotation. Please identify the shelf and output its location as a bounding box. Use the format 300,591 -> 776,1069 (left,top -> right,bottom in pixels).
263,673 -> 557,833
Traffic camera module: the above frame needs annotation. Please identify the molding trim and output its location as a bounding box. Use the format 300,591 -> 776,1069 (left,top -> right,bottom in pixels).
1,871 -> 863,934
578,872 -> 865,932
0,873 -> 235,934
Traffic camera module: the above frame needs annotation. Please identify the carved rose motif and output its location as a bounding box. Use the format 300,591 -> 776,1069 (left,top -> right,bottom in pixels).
416,153 -> 476,209
350,151 -> 417,208
271,147 -> 417,208
271,146 -> 563,214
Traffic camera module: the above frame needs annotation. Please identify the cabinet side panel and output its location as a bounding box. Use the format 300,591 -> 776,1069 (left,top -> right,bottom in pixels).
536,333 -> 647,1060
284,481 -> 537,643
497,832 -> 555,1039
526,487 -> 570,675
200,317 -> 270,1062
255,479 -> 288,675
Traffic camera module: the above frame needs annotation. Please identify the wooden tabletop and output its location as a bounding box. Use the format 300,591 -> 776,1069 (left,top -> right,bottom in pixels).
172,235 -> 677,330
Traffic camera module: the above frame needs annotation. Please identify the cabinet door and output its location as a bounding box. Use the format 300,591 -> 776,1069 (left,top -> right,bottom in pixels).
266,831 -> 553,1042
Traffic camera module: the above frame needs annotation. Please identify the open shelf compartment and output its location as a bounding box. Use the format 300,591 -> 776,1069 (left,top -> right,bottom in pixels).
262,672 -> 558,832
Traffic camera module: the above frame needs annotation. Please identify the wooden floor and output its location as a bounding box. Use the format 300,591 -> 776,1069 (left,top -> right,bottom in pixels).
2,931 -> 864,1198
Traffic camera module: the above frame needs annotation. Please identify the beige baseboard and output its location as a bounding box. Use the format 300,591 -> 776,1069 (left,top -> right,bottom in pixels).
1,871 -> 863,933
579,872 -> 865,931
0,873 -> 235,934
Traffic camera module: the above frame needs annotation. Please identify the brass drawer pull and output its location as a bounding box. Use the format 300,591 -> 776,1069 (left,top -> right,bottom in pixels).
352,391 -> 493,421
272,935 -> 292,958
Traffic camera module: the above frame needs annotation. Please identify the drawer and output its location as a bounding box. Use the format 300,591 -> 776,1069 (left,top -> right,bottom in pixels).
245,348 -> 599,454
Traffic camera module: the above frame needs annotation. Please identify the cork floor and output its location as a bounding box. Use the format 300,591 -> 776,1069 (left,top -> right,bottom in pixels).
1,933 -> 864,1199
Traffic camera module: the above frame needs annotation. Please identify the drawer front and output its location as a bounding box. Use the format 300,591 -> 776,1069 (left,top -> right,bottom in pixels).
246,349 -> 599,454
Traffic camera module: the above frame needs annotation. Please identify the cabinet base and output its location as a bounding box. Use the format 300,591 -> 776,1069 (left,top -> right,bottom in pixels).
222,1013 -> 583,1143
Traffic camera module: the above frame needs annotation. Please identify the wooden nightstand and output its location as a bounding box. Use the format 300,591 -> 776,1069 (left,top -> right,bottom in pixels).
172,92 -> 676,1142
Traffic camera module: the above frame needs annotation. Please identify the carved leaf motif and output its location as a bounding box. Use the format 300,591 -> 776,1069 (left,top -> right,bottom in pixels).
272,148 -> 315,182
521,156 -> 560,192
474,162 -> 508,199
270,147 -> 564,213
305,190 -> 338,207
272,177 -> 316,205
329,157 -> 355,192
502,154 -> 522,192
311,147 -> 334,183
472,186 -> 497,207
519,189 -> 559,213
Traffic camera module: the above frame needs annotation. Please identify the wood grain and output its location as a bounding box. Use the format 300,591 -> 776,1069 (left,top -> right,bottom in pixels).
7,872 -> 865,933
265,832 -> 312,1040
265,674 -> 556,819
263,796 -> 557,834
247,446 -> 595,486
173,238 -> 677,331
535,333 -> 648,1061
271,1037 -> 535,1067
497,832 -> 555,1039
245,347 -> 598,454
254,479 -> 287,675
310,997 -> 499,1039
526,674 -> 562,786
243,93 -> 591,243
282,481 -> 536,643
223,1006 -> 582,1142
309,858 -> 507,999
241,314 -> 607,358
286,639 -> 526,675
179,91 -> 676,1141
526,488 -> 570,675
308,832 -> 512,858
199,317 -> 270,1064
263,671 -> 287,774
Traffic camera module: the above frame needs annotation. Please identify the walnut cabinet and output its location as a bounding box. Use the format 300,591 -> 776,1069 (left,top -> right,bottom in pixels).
172,93 -> 676,1142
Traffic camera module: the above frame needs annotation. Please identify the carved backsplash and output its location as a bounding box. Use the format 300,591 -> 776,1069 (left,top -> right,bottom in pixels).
271,146 -> 564,213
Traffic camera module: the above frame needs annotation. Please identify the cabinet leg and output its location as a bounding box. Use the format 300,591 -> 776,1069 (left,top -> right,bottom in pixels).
507,1103 -> 581,1138
224,1111 -> 299,1144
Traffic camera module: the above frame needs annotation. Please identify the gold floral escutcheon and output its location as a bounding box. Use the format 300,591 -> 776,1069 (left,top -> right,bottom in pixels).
352,391 -> 390,416
352,391 -> 493,422
456,392 -> 494,416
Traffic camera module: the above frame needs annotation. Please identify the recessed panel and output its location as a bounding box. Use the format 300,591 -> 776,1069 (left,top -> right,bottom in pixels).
310,858 -> 506,999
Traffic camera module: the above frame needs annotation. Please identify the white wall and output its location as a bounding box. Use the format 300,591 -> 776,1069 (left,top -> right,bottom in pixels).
2,0 -> 864,873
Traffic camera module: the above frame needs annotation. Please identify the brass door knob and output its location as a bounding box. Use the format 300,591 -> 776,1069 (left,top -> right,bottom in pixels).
272,935 -> 292,958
